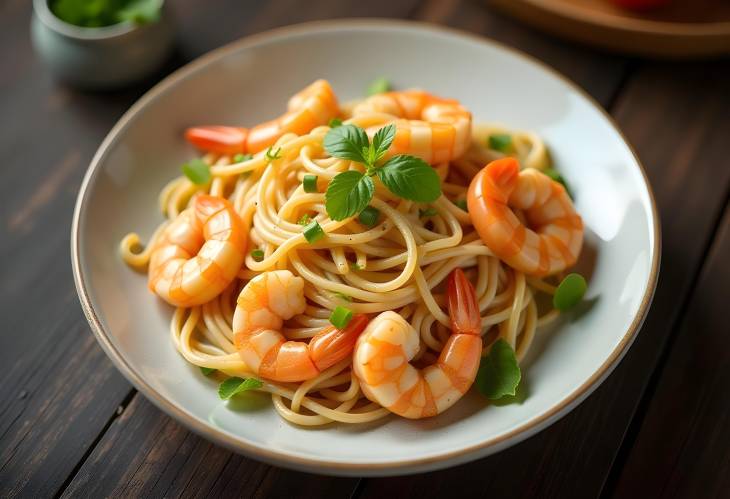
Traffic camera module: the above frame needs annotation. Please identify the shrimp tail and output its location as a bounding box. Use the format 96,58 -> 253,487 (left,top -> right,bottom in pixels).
309,314 -> 370,371
447,268 -> 481,335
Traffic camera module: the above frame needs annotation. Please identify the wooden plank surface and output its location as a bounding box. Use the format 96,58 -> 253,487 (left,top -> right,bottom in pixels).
1,0 -> 729,497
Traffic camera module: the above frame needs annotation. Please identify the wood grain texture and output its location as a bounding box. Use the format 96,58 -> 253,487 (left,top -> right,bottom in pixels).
355,49 -> 730,499
612,202 -> 730,498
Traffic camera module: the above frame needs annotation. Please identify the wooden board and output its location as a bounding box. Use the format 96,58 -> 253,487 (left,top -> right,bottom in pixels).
490,0 -> 730,58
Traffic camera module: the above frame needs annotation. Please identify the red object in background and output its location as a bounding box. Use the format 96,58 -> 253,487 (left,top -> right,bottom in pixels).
609,0 -> 670,10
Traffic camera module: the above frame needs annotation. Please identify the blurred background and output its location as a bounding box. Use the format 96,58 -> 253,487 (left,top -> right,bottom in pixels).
1,1 -> 728,498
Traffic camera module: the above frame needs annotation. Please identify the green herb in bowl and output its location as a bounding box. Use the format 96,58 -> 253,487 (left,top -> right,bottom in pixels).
51,0 -> 162,28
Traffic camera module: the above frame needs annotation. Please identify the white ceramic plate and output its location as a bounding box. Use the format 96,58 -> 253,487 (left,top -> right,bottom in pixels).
72,20 -> 660,476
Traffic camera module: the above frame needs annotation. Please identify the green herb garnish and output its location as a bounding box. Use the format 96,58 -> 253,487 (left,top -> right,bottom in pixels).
329,306 -> 353,329
358,206 -> 380,227
543,167 -> 573,199
328,118 -> 343,128
51,0 -> 162,28
488,133 -> 513,153
323,124 -> 441,221
200,367 -> 216,376
366,77 -> 390,96
250,249 -> 265,262
419,207 -> 438,218
302,220 -> 325,243
297,213 -> 312,226
218,377 -> 263,400
349,262 -> 362,271
265,146 -> 282,161
182,158 -> 211,185
453,199 -> 468,212
553,273 -> 587,311
303,174 -> 318,193
475,339 -> 521,400
233,153 -> 253,163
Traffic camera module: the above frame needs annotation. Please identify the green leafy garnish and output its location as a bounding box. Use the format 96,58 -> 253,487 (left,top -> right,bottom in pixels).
297,213 -> 312,226
250,249 -> 264,262
328,118 -> 343,128
218,377 -> 263,400
475,339 -> 521,400
376,155 -> 441,203
329,306 -> 353,329
331,291 -> 352,302
358,206 -> 380,227
419,207 -> 438,218
302,220 -> 325,243
453,199 -> 468,212
367,77 -> 390,96
543,167 -> 573,199
323,124 -> 441,221
265,146 -> 282,161
200,366 -> 216,376
349,262 -> 362,271
325,171 -> 375,222
303,174 -> 318,193
51,0 -> 162,28
488,133 -> 512,153
553,273 -> 587,311
233,153 -> 253,163
182,158 -> 211,185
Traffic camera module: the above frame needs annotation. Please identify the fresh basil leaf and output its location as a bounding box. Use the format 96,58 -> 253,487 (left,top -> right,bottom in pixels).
323,125 -> 370,164
200,366 -> 216,376
182,158 -> 211,185
376,155 -> 441,203
325,171 -> 374,221
218,377 -> 263,400
475,339 -> 521,400
372,124 -> 395,163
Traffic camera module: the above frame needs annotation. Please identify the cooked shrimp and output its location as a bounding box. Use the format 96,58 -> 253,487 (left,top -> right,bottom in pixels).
185,79 -> 340,155
352,90 -> 472,164
467,157 -> 583,277
352,269 -> 482,419
233,270 -> 369,382
148,195 -> 247,307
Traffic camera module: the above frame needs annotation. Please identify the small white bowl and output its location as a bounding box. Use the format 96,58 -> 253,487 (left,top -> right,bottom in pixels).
31,0 -> 174,88
71,20 -> 659,476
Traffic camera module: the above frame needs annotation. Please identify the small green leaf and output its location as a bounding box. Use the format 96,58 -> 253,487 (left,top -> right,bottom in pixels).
328,118 -> 343,128
297,213 -> 312,226
376,155 -> 441,203
371,124 -> 396,162
182,158 -> 211,185
218,377 -> 263,400
116,0 -> 162,24
367,77 -> 390,96
358,206 -> 380,227
419,207 -> 438,218
233,153 -> 253,163
325,171 -> 375,221
323,125 -> 370,164
265,146 -> 282,161
200,366 -> 216,376
489,133 -> 512,152
553,273 -> 587,311
475,339 -> 521,400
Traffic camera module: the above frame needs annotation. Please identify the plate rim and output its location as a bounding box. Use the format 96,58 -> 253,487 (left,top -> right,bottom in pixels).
70,18 -> 661,475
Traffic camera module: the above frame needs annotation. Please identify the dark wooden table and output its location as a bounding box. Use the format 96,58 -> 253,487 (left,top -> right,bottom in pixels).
2,1 -> 729,497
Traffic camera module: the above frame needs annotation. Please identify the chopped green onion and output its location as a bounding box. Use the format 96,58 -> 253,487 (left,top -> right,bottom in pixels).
251,249 -> 265,262
329,306 -> 353,329
358,206 -> 380,227
302,220 -> 325,243
297,213 -> 312,226
419,207 -> 438,218
200,367 -> 216,376
328,118 -> 343,128
488,133 -> 512,153
349,262 -> 362,271
233,153 -> 252,163
303,174 -> 318,193
454,199 -> 468,212
367,77 -> 390,96
553,273 -> 587,311
182,158 -> 211,185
